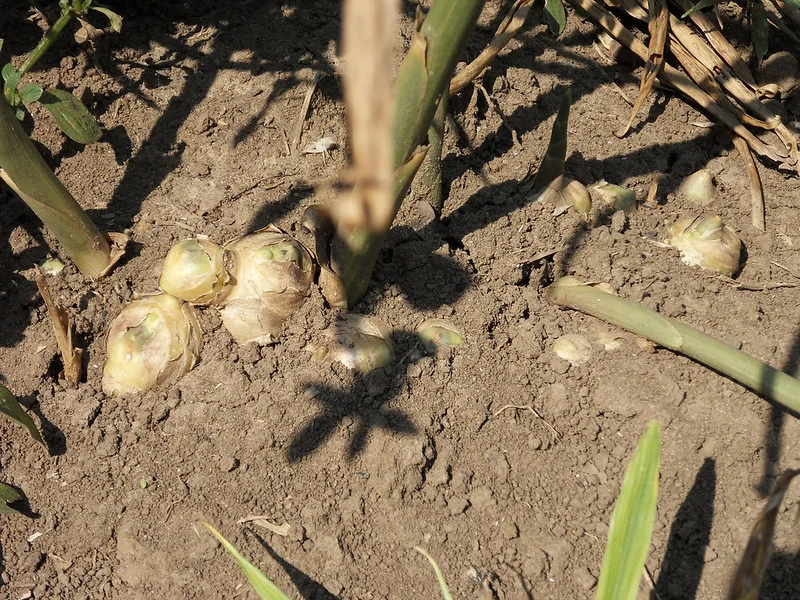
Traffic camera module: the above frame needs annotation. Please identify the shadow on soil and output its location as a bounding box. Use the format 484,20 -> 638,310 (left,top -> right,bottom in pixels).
252,532 -> 338,600
652,458 -> 716,600
287,330 -> 422,463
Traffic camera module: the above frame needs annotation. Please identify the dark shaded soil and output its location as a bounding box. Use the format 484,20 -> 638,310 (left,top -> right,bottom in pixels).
1,1 -> 799,599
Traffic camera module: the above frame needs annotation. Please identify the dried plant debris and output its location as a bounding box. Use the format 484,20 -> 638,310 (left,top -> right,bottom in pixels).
567,0 -> 800,188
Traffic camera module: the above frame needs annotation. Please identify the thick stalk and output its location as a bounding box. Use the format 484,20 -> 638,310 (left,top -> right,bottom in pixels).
333,0 -> 485,305
17,9 -> 76,78
418,90 -> 448,216
393,0 -> 485,168
0,96 -> 111,278
546,277 -> 800,414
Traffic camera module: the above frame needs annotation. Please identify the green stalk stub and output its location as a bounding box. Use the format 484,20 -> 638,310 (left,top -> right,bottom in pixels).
0,95 -> 111,278
546,277 -> 800,413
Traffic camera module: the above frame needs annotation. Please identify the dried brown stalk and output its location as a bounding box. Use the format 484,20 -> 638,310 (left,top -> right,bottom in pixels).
733,136 -> 765,232
328,0 -> 399,303
673,0 -> 757,88
35,268 -> 81,385
449,0 -> 534,95
566,0 -> 787,165
615,0 -> 668,137
634,0 -> 798,164
773,0 -> 800,26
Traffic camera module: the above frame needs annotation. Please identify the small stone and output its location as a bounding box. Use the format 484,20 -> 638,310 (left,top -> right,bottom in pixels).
500,521 -> 518,540
610,210 -> 627,233
219,456 -> 239,472
573,566 -> 597,591
468,486 -> 496,511
448,497 -> 469,516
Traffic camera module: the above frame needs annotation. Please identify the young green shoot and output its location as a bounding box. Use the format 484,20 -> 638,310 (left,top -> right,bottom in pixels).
202,523 -> 291,600
596,421 -> 661,600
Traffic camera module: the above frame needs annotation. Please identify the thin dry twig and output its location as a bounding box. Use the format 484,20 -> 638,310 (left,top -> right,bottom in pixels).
715,275 -> 797,291
770,261 -> 800,280
475,82 -> 522,147
293,73 -> 321,150
450,0 -> 535,95
491,403 -> 561,439
34,268 -> 81,385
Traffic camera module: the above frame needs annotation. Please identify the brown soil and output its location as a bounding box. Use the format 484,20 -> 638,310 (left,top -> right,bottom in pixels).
2,1 -> 800,599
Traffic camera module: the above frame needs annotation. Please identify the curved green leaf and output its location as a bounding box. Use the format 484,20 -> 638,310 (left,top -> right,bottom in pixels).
0,382 -> 45,447
39,88 -> 101,144
680,0 -> 717,18
531,89 -> 571,194
544,0 -> 567,35
90,6 -> 123,32
415,547 -> 454,600
0,482 -> 23,515
202,523 -> 292,600
596,421 -> 661,600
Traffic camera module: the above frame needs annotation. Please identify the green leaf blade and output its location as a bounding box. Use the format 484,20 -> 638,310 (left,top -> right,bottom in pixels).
90,6 -> 123,32
0,382 -> 45,447
39,88 -> 102,144
595,420 -> 661,600
20,83 -> 43,104
544,0 -> 567,35
414,547 -> 454,600
531,89 -> 571,194
751,0 -> 769,67
0,482 -> 23,515
202,523 -> 292,600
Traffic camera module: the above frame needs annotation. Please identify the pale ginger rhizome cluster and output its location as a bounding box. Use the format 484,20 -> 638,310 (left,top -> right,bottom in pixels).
102,226 -> 315,396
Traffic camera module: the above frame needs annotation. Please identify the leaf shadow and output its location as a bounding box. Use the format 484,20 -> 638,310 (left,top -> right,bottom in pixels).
250,531 -> 339,600
652,458 -> 716,600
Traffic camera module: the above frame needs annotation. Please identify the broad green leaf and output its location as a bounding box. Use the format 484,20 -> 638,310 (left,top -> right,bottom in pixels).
595,420 -> 661,600
39,89 -> 102,144
202,523 -> 292,600
0,383 -> 45,447
531,89 -> 571,194
414,547 -> 454,600
3,63 -> 20,103
19,83 -> 43,104
91,6 -> 123,32
727,469 -> 800,600
2,63 -> 19,88
681,0 -> 717,18
0,482 -> 22,515
751,0 -> 769,67
543,0 -> 567,35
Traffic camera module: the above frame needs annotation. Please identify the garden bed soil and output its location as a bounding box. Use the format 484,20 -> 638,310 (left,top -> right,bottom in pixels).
1,1 -> 800,599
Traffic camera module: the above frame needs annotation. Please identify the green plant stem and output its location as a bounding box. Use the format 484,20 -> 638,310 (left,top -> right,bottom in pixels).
333,0 -> 485,305
393,0 -> 485,168
18,9 -> 76,79
0,95 -> 111,278
418,90 -> 448,216
546,277 -> 800,413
